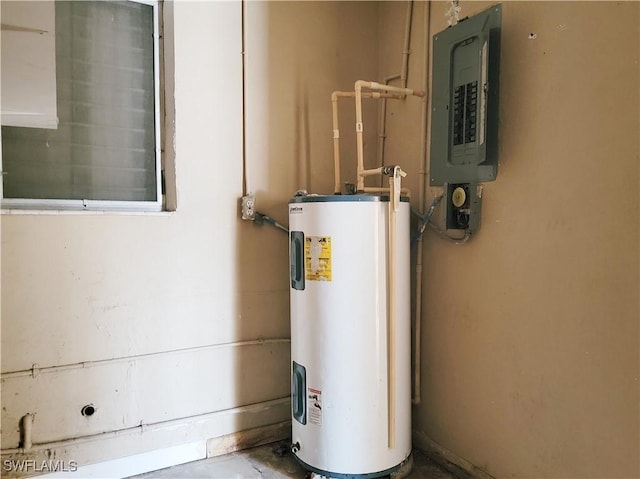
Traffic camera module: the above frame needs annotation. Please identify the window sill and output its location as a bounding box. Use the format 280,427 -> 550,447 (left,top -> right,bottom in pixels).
1,208 -> 173,216
0,198 -> 174,215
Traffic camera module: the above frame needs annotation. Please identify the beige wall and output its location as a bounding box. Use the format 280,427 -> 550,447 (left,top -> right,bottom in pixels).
240,0 -> 379,327
378,2 -> 639,478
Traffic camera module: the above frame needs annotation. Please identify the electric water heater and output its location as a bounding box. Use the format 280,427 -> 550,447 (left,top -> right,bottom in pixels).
289,194 -> 411,478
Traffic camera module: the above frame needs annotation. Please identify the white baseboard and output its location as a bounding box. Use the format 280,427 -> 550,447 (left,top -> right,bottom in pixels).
36,417 -> 291,479
39,441 -> 206,479
2,398 -> 290,479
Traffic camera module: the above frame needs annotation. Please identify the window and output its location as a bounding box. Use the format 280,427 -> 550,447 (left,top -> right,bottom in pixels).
0,0 -> 165,212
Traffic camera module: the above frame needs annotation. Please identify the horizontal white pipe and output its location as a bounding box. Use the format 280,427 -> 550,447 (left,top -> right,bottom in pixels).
1,397 -> 290,454
1,338 -> 291,380
384,73 -> 401,83
355,80 -> 424,98
362,187 -> 411,196
361,167 -> 407,179
332,91 -> 403,100
361,167 -> 387,177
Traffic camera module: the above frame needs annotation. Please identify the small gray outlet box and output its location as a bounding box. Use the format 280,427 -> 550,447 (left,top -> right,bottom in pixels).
241,194 -> 255,220
430,4 -> 501,186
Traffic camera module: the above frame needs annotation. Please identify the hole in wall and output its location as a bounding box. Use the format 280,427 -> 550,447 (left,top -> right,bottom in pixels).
81,404 -> 96,417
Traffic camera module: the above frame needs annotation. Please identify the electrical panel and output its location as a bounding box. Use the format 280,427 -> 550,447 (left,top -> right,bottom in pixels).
430,4 -> 501,186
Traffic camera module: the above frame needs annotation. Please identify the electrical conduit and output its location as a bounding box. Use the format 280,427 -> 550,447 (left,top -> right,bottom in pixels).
377,1 -> 415,173
413,0 -> 432,406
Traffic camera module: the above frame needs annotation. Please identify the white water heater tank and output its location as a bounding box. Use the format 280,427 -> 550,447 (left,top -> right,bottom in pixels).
289,194 -> 411,478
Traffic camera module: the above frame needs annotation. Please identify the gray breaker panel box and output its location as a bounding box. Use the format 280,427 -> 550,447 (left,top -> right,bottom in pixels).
430,4 -> 501,186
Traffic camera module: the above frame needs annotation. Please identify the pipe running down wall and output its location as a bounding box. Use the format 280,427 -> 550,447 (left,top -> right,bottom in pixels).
413,0 -> 432,406
378,1 -> 414,174
387,165 -> 406,449
332,85 -> 415,447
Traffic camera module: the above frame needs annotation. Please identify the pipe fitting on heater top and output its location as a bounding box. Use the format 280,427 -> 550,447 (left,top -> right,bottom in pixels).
381,165 -> 407,178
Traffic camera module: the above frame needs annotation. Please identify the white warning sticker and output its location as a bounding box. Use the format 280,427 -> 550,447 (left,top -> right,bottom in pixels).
308,387 -> 322,426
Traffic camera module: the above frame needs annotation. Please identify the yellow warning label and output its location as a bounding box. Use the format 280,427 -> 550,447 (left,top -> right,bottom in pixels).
305,236 -> 332,281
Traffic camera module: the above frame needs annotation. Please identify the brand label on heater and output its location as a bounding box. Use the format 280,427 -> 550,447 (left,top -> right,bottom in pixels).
305,236 -> 332,281
307,387 -> 322,426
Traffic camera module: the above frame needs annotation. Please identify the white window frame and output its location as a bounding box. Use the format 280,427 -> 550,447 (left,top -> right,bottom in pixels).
0,0 -> 165,213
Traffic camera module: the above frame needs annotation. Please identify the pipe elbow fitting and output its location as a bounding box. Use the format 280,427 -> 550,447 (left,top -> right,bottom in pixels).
354,79 -> 369,91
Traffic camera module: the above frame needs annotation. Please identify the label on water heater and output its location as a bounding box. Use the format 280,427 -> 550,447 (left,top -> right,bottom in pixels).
308,387 -> 322,426
305,236 -> 332,282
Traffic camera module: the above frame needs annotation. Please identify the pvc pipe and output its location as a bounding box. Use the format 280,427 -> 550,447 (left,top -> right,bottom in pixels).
354,81 -> 423,191
331,93 -> 341,193
400,1 -> 414,88
387,175 -> 397,449
241,0 -> 248,195
355,83 -> 366,191
361,166 -> 387,177
332,92 -> 402,194
357,80 -> 424,97
1,339 -> 291,380
377,94 -> 388,176
378,1 -> 414,172
386,166 -> 406,449
377,74 -> 402,173
362,187 -> 411,196
413,0 -> 432,405
21,413 -> 34,450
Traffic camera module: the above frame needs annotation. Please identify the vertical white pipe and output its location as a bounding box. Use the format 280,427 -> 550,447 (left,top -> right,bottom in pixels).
378,1 -> 414,173
387,167 -> 406,449
240,0 -> 248,195
400,1 -> 414,89
22,413 -> 34,450
331,93 -> 341,194
413,0 -> 432,405
376,75 -> 400,174
355,82 -> 366,191
335,92 -> 401,194
387,175 -> 397,449
377,91 -> 389,172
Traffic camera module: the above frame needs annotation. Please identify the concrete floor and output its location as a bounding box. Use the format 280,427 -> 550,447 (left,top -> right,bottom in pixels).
133,442 -> 459,479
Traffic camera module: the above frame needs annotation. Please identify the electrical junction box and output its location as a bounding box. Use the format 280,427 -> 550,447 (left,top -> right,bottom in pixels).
445,182 -> 482,234
430,4 -> 501,186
